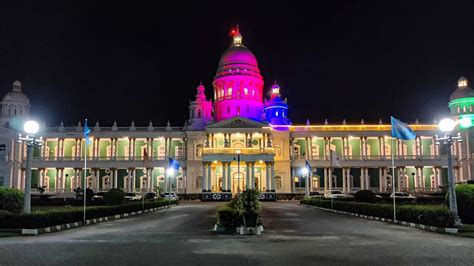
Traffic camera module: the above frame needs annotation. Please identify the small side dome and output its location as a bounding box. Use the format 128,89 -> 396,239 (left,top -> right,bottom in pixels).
2,80 -> 30,105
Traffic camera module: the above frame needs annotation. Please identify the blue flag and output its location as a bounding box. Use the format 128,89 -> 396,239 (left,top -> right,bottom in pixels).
305,159 -> 312,173
391,116 -> 416,140
169,157 -> 180,170
83,119 -> 92,145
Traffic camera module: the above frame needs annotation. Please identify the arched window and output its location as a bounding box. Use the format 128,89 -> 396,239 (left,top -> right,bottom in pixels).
196,176 -> 203,189
463,106 -> 467,113
244,88 -> 248,95
275,176 -> 282,189
198,109 -> 201,118
195,144 -> 203,157
227,88 -> 232,96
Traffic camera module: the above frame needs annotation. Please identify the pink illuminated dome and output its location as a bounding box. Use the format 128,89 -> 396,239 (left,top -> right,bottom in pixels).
213,26 -> 264,122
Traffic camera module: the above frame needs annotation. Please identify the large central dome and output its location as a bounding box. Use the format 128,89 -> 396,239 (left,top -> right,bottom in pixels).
217,45 -> 259,73
212,27 -> 264,122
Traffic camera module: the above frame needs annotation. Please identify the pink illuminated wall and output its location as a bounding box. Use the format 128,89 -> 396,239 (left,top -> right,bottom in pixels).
213,27 -> 264,122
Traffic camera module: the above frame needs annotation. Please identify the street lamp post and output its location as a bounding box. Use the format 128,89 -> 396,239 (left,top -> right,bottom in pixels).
18,120 -> 42,214
436,118 -> 463,226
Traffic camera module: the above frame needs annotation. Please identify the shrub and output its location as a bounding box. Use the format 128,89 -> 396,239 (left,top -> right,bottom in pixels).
0,199 -> 176,229
241,189 -> 262,227
0,187 -> 24,214
354,190 -> 376,203
456,184 -> 474,223
104,189 -> 125,205
301,198 -> 454,228
217,204 -> 242,228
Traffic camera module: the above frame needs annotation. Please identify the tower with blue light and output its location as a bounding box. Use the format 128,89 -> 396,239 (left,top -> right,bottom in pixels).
264,82 -> 291,127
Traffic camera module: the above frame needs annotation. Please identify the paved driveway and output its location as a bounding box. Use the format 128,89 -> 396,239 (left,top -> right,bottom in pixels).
0,201 -> 473,265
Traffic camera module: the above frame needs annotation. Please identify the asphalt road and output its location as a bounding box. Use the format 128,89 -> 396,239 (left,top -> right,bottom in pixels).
0,201 -> 473,265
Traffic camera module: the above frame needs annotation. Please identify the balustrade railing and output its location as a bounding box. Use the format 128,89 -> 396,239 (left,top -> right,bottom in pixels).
203,147 -> 275,155
293,155 -> 453,161
28,155 -> 184,162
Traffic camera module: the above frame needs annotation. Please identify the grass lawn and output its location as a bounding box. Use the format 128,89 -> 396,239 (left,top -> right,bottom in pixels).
31,206 -> 86,213
459,224 -> 474,238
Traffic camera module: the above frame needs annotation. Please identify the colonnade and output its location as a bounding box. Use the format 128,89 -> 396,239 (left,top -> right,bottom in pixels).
202,161 -> 275,193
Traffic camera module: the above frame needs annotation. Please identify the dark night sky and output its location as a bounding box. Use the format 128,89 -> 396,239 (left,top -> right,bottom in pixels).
0,1 -> 473,127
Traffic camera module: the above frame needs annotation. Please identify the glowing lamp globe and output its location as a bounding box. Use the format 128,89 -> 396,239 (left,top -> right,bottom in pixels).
438,118 -> 456,132
23,120 -> 39,134
166,168 -> 175,176
301,168 -> 309,175
459,117 -> 472,128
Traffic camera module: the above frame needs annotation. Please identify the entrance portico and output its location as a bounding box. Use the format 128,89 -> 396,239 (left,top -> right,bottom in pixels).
201,117 -> 277,201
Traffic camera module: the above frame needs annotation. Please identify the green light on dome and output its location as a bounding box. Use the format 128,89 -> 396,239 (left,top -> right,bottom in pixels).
449,97 -> 474,108
459,114 -> 474,129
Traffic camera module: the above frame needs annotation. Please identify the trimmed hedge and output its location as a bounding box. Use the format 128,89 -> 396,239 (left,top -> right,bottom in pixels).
456,184 -> 474,223
301,198 -> 454,228
0,187 -> 24,214
104,189 -> 125,205
354,190 -> 376,203
0,200 -> 176,229
217,204 -> 242,228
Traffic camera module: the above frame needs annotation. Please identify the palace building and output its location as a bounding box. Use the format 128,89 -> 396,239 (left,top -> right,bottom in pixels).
0,28 -> 473,200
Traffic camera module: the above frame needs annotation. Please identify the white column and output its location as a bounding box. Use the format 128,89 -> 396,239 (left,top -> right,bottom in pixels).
227,163 -> 231,192
270,162 -> 275,192
419,167 -> 425,191
379,168 -> 384,192
324,168 -> 328,193
365,168 -> 370,190
245,162 -> 251,190
360,168 -> 365,190
291,168 -> 296,193
250,162 -> 255,189
202,163 -> 207,192
328,168 -> 333,192
207,163 -> 212,191
222,162 -> 227,192
342,168 -> 347,193
346,168 -> 352,193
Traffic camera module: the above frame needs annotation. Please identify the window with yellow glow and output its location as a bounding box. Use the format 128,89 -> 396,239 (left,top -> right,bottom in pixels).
459,80 -> 468,87
227,88 -> 232,96
244,88 -> 248,95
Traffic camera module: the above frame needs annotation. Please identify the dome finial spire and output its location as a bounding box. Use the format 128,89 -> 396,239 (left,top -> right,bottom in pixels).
231,25 -> 242,46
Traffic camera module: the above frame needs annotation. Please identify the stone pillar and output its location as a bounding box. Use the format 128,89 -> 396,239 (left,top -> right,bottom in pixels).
291,167 -> 295,193
324,168 -> 328,193
202,163 -> 207,192
360,168 -> 365,190
250,162 -> 255,189
365,168 -> 370,190
379,168 -> 384,192
245,162 -> 251,190
328,168 -> 333,192
207,163 -> 212,191
222,162 -> 227,192
346,168 -> 352,193
342,167 -> 347,193
418,167 -> 425,191
227,162 -> 231,192
270,162 -> 275,192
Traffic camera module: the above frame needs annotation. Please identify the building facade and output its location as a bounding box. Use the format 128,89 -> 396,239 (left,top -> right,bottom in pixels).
1,28 -> 473,200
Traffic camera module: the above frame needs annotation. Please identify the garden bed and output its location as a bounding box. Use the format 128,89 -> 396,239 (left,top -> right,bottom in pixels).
0,200 -> 177,229
300,198 -> 454,228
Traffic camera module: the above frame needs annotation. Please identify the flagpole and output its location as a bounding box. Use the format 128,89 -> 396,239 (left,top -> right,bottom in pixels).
391,137 -> 397,222
330,150 -> 334,210
83,124 -> 87,225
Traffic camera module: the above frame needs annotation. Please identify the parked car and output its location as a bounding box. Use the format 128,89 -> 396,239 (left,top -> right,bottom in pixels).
92,191 -> 107,201
390,192 -> 416,200
144,192 -> 157,200
161,192 -> 179,201
125,192 -> 142,201
307,191 -> 323,198
324,190 -> 352,199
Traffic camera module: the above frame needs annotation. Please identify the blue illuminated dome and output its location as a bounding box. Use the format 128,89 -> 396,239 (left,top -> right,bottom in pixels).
264,82 -> 291,126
